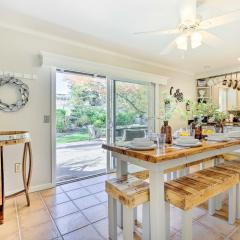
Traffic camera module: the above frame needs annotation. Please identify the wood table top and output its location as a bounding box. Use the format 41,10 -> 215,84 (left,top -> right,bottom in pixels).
102,140 -> 240,164
0,131 -> 31,147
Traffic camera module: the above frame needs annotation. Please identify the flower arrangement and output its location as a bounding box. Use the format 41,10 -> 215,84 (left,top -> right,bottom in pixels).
179,99 -> 229,126
160,93 -> 177,122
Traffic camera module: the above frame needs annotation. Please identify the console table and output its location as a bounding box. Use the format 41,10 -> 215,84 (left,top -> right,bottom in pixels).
0,131 -> 32,224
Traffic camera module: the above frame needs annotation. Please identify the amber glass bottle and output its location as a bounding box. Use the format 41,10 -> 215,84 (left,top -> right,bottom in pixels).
161,121 -> 172,144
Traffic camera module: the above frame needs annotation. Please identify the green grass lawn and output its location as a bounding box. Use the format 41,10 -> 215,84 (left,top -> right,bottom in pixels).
56,132 -> 92,144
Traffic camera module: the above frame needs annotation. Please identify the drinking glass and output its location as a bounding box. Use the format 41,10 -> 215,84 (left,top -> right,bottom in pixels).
156,133 -> 166,151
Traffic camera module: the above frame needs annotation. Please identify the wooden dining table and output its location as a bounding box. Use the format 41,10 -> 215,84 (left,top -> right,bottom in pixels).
102,140 -> 240,240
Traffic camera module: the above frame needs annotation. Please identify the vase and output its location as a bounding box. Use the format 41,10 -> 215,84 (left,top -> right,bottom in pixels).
191,117 -> 203,140
195,126 -> 203,140
161,121 -> 172,144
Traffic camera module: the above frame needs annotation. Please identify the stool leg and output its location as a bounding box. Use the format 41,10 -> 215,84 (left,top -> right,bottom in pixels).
177,169 -> 185,178
228,186 -> 236,225
215,193 -> 223,211
108,196 -> 117,240
236,183 -> 240,219
123,206 -> 134,240
208,197 -> 216,216
214,158 -> 223,211
184,167 -> 190,175
172,171 -> 177,180
117,202 -> 123,228
142,202 -> 150,240
167,173 -> 172,181
182,209 -> 192,240
165,202 -> 170,240
200,162 -> 205,170
133,207 -> 137,225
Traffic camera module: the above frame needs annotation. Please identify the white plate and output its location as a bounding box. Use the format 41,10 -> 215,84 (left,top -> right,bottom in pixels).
128,144 -> 156,150
206,137 -> 229,142
173,141 -> 202,147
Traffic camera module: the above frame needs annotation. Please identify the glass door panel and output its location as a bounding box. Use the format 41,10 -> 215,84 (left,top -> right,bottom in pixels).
55,70 -> 108,182
114,81 -> 155,144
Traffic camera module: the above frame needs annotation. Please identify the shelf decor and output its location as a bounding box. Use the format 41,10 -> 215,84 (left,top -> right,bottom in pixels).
0,76 -> 29,112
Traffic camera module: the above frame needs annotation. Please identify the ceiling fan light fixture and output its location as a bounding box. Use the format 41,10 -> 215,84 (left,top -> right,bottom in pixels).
191,32 -> 202,49
176,35 -> 188,50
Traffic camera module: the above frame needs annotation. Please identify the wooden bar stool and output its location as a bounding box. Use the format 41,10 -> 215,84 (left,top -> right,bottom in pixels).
165,164 -> 239,240
105,175 -> 150,240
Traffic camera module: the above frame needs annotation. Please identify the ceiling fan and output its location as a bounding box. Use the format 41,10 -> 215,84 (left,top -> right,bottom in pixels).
134,0 -> 240,54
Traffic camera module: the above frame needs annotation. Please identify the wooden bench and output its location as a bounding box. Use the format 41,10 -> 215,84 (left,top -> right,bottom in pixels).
222,152 -> 240,161
106,162 -> 239,240
131,155 -> 224,181
106,175 -> 150,240
165,164 -> 239,239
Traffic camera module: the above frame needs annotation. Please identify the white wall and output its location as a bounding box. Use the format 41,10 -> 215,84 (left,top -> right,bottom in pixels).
0,26 -> 195,193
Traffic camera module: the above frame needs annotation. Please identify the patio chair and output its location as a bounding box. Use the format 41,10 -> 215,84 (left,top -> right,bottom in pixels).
122,129 -> 146,141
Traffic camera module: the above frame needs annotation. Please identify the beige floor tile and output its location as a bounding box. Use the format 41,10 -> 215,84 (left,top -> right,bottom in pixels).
85,183 -> 105,194
80,175 -> 107,187
73,195 -> 100,210
40,186 -> 63,197
21,220 -> 60,240
17,199 -> 46,216
60,181 -> 83,192
65,188 -> 90,200
43,193 -> 70,207
187,222 -> 224,240
0,219 -> 19,240
63,225 -> 102,240
82,204 -> 107,223
18,208 -> 52,228
55,211 -> 89,235
192,207 -> 207,220
228,227 -> 240,239
49,201 -> 79,219
198,213 -> 237,236
94,191 -> 107,203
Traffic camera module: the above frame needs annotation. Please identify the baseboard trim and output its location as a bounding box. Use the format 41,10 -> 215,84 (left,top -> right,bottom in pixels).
5,183 -> 54,196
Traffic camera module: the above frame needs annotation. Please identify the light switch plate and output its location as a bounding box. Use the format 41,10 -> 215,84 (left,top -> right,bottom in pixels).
43,115 -> 50,123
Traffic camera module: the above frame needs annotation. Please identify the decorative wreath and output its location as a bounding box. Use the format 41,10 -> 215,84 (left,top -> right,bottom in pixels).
0,76 -> 29,112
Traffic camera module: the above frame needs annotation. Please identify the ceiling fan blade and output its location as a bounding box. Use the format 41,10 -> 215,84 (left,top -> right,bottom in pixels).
200,10 -> 240,29
200,31 -> 223,47
160,39 -> 177,55
180,0 -> 197,23
134,28 -> 179,35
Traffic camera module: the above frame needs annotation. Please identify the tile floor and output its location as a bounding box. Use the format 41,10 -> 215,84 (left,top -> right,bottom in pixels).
1,173 -> 240,239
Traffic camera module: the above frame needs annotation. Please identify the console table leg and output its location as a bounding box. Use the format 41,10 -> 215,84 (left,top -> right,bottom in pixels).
0,146 -> 4,224
22,143 -> 32,206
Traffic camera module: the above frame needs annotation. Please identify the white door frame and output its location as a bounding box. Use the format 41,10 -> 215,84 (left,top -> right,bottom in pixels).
51,67 -> 57,186
50,68 -> 159,186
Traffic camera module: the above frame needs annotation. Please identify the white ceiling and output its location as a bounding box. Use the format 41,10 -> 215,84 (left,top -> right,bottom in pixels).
0,0 -> 240,74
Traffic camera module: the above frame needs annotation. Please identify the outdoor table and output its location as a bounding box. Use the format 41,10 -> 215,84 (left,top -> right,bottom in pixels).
0,131 -> 32,224
102,140 -> 240,240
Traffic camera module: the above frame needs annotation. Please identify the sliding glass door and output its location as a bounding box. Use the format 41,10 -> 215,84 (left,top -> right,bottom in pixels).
55,70 -> 155,181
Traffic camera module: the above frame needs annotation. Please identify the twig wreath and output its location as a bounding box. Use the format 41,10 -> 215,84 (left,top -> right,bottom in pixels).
0,76 -> 29,112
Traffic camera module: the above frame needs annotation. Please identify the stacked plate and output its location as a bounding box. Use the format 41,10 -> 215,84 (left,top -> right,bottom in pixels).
174,136 -> 202,147
207,133 -> 229,142
227,131 -> 240,139
128,138 -> 156,150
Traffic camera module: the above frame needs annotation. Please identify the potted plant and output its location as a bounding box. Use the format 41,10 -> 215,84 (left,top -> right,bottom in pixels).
210,111 -> 229,133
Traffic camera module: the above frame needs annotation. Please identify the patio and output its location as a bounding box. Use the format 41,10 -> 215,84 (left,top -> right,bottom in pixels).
56,140 -> 106,182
